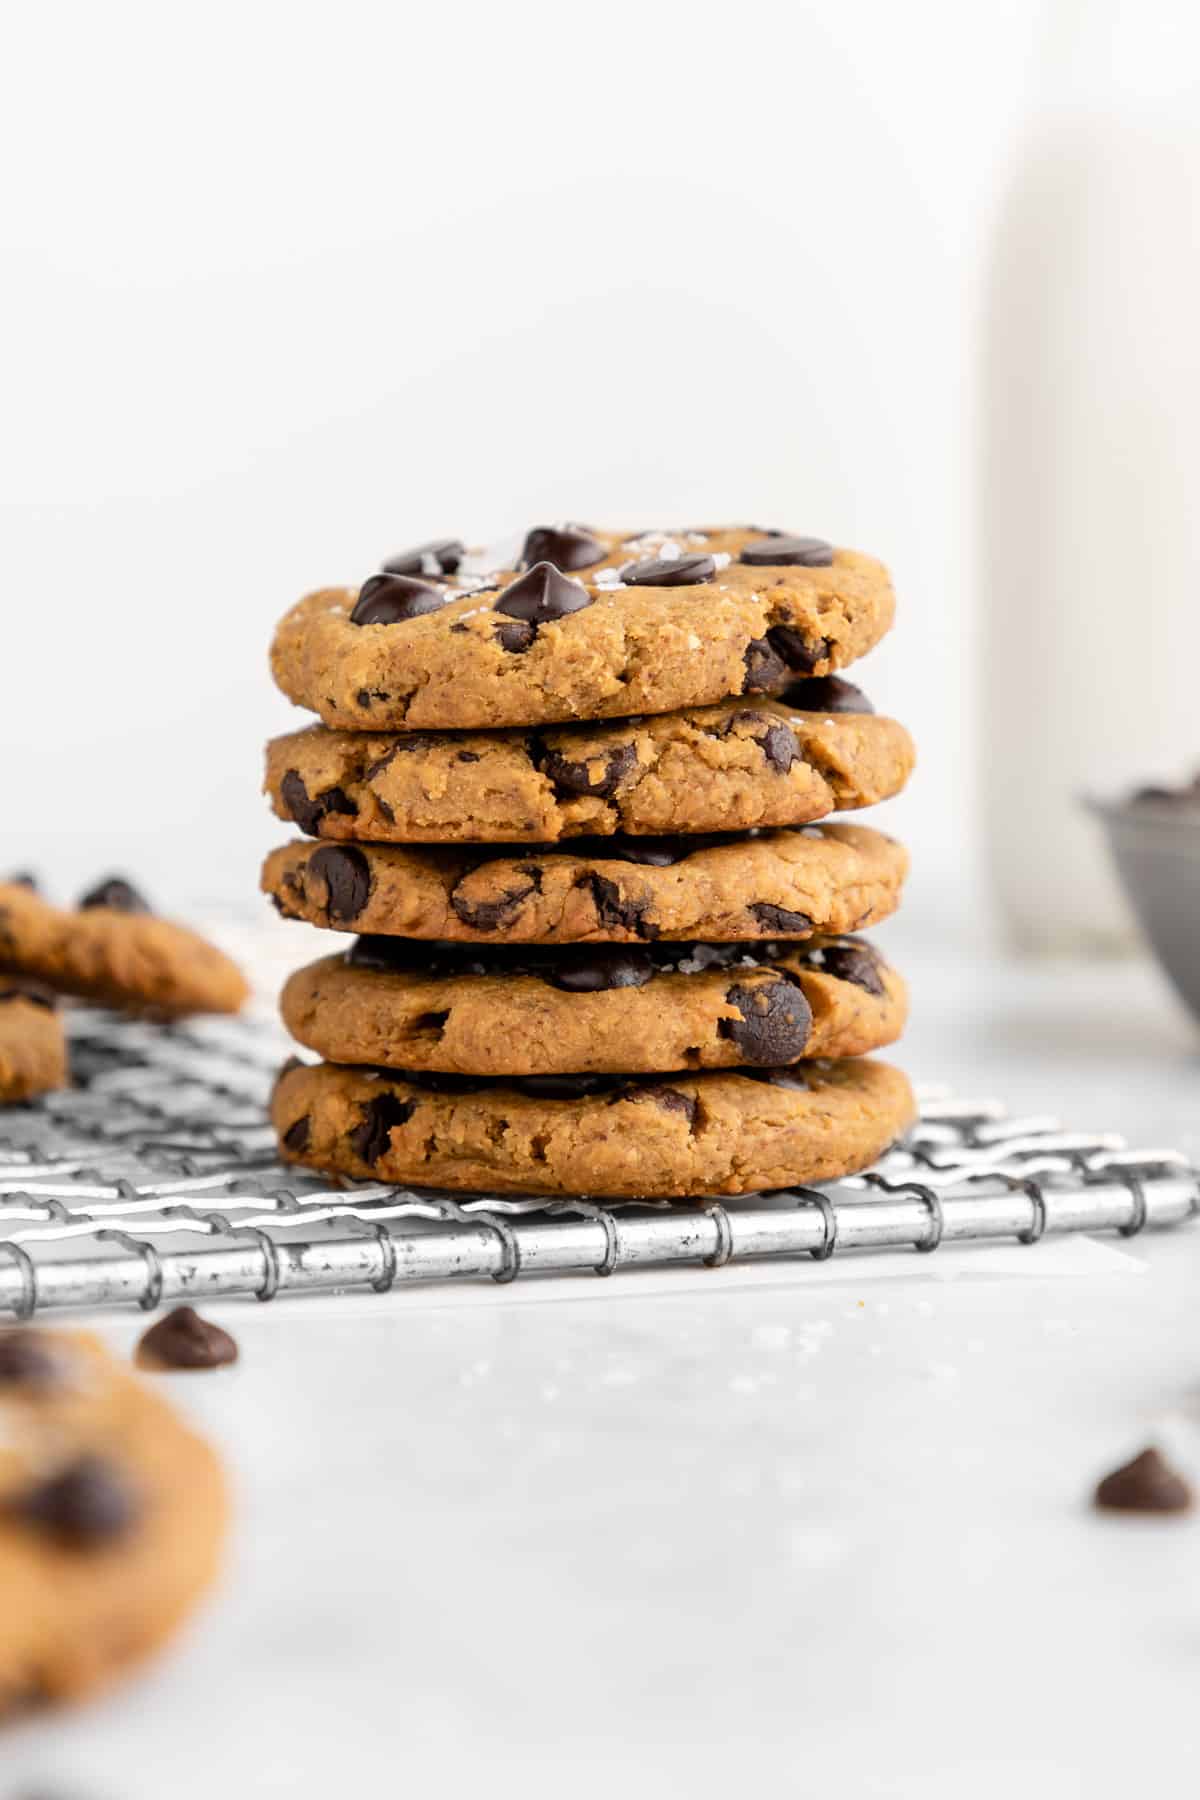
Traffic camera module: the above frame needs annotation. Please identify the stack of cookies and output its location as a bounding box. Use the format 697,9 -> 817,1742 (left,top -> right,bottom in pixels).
263,525 -> 916,1199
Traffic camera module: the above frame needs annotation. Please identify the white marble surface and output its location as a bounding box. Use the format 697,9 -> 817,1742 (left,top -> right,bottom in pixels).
9,943 -> 1200,1800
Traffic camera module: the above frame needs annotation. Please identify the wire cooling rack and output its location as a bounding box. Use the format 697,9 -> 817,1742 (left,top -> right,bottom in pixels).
0,1008 -> 1194,1317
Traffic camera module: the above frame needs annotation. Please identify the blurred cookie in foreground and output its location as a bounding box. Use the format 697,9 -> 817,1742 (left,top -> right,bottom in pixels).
0,1327 -> 227,1717
0,985 -> 67,1103
0,875 -> 248,1017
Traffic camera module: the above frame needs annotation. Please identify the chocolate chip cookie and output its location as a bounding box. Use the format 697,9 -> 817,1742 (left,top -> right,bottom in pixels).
280,933 -> 906,1077
270,525 -> 895,732
0,877 -> 249,1017
0,986 -> 67,1102
272,1055 -> 915,1197
262,822 -> 907,946
264,676 -> 914,845
0,1327 -> 227,1715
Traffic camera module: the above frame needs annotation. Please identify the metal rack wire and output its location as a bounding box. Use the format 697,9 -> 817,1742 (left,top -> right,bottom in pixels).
0,1008 -> 1194,1316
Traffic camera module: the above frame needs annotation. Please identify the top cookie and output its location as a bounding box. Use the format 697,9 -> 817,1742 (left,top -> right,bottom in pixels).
270,524 -> 895,731
0,876 -> 249,1018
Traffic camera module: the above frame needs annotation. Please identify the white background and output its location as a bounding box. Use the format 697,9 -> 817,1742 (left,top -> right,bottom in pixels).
1,0 -> 1051,939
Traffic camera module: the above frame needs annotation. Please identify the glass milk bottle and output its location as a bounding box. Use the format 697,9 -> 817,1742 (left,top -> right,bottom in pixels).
982,1 -> 1200,950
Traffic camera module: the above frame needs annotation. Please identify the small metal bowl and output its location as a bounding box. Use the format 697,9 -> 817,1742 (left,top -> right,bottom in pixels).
1089,795 -> 1200,1027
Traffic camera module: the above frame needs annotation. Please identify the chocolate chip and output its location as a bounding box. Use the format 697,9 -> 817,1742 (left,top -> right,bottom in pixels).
347,935 -> 421,973
356,687 -> 391,708
0,985 -> 56,1010
1094,1447 -> 1193,1514
16,1455 -> 140,1549
348,1092 -> 417,1163
639,1084 -> 699,1127
382,538 -> 465,576
78,876 -> 151,914
813,938 -> 886,997
581,873 -> 659,939
760,723 -> 799,773
749,902 -> 814,934
720,978 -> 812,1064
0,1330 -> 65,1389
539,742 -> 637,802
493,563 -> 593,647
780,675 -> 874,715
766,625 -> 830,674
449,868 -> 541,932
280,771 -> 358,837
137,1305 -> 238,1370
495,619 -> 536,653
519,525 -> 606,572
308,846 -> 371,924
514,1072 -> 614,1099
622,555 -> 716,588
457,750 -> 481,764
351,573 -> 449,626
742,636 -> 788,693
740,535 -> 834,567
547,947 -> 655,992
597,838 -> 690,867
283,1114 -> 312,1152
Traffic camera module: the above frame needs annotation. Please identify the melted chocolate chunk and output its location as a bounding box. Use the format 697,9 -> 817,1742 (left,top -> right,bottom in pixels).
582,873 -> 658,938
742,636 -> 788,693
347,936 -> 655,991
349,1092 -> 416,1163
514,1072 -> 616,1099
720,978 -> 812,1064
1094,1446 -> 1194,1514
547,947 -> 655,992
280,771 -> 358,837
495,619 -> 536,653
351,574 -> 448,626
519,525 -> 606,573
740,535 -> 834,567
749,902 -> 815,934
622,554 -> 716,588
78,876 -> 150,914
0,1330 -> 65,1389
449,868 -> 541,932
382,538 -> 465,576
760,722 -> 799,773
494,563 -> 594,645
638,1084 -> 699,1127
780,674 -> 874,715
766,625 -> 830,674
807,937 -> 886,997
283,1114 -> 312,1152
308,846 -> 371,924
17,1455 -> 140,1548
538,742 -> 637,802
138,1306 -> 238,1370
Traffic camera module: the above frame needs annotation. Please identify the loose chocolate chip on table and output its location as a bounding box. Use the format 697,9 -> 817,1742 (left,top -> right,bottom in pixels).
780,675 -> 874,715
720,978 -> 813,1065
742,636 -> 789,693
280,771 -> 358,837
1094,1446 -> 1194,1514
622,555 -> 716,588
137,1305 -> 239,1371
493,563 -> 594,644
349,1093 -> 417,1164
382,538 -> 465,576
814,938 -> 886,997
520,525 -> 606,572
449,870 -> 541,932
351,574 -> 449,626
308,845 -> 371,924
739,535 -> 834,567
282,1114 -> 312,1152
749,902 -> 815,934
0,1330 -> 65,1389
78,876 -> 151,914
16,1455 -> 140,1548
766,625 -> 830,674
539,742 -> 638,801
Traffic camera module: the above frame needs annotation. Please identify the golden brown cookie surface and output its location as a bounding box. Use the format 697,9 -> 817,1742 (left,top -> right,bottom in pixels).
0,1328 -> 227,1715
0,878 -> 248,1017
280,934 -> 907,1077
264,677 -> 914,845
262,823 -> 907,946
0,987 -> 67,1102
272,1055 -> 916,1198
270,526 -> 896,731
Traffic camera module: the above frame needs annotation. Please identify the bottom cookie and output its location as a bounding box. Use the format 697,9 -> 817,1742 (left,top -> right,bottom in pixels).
0,1328 -> 227,1715
0,987 -> 67,1102
272,1057 -> 915,1198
